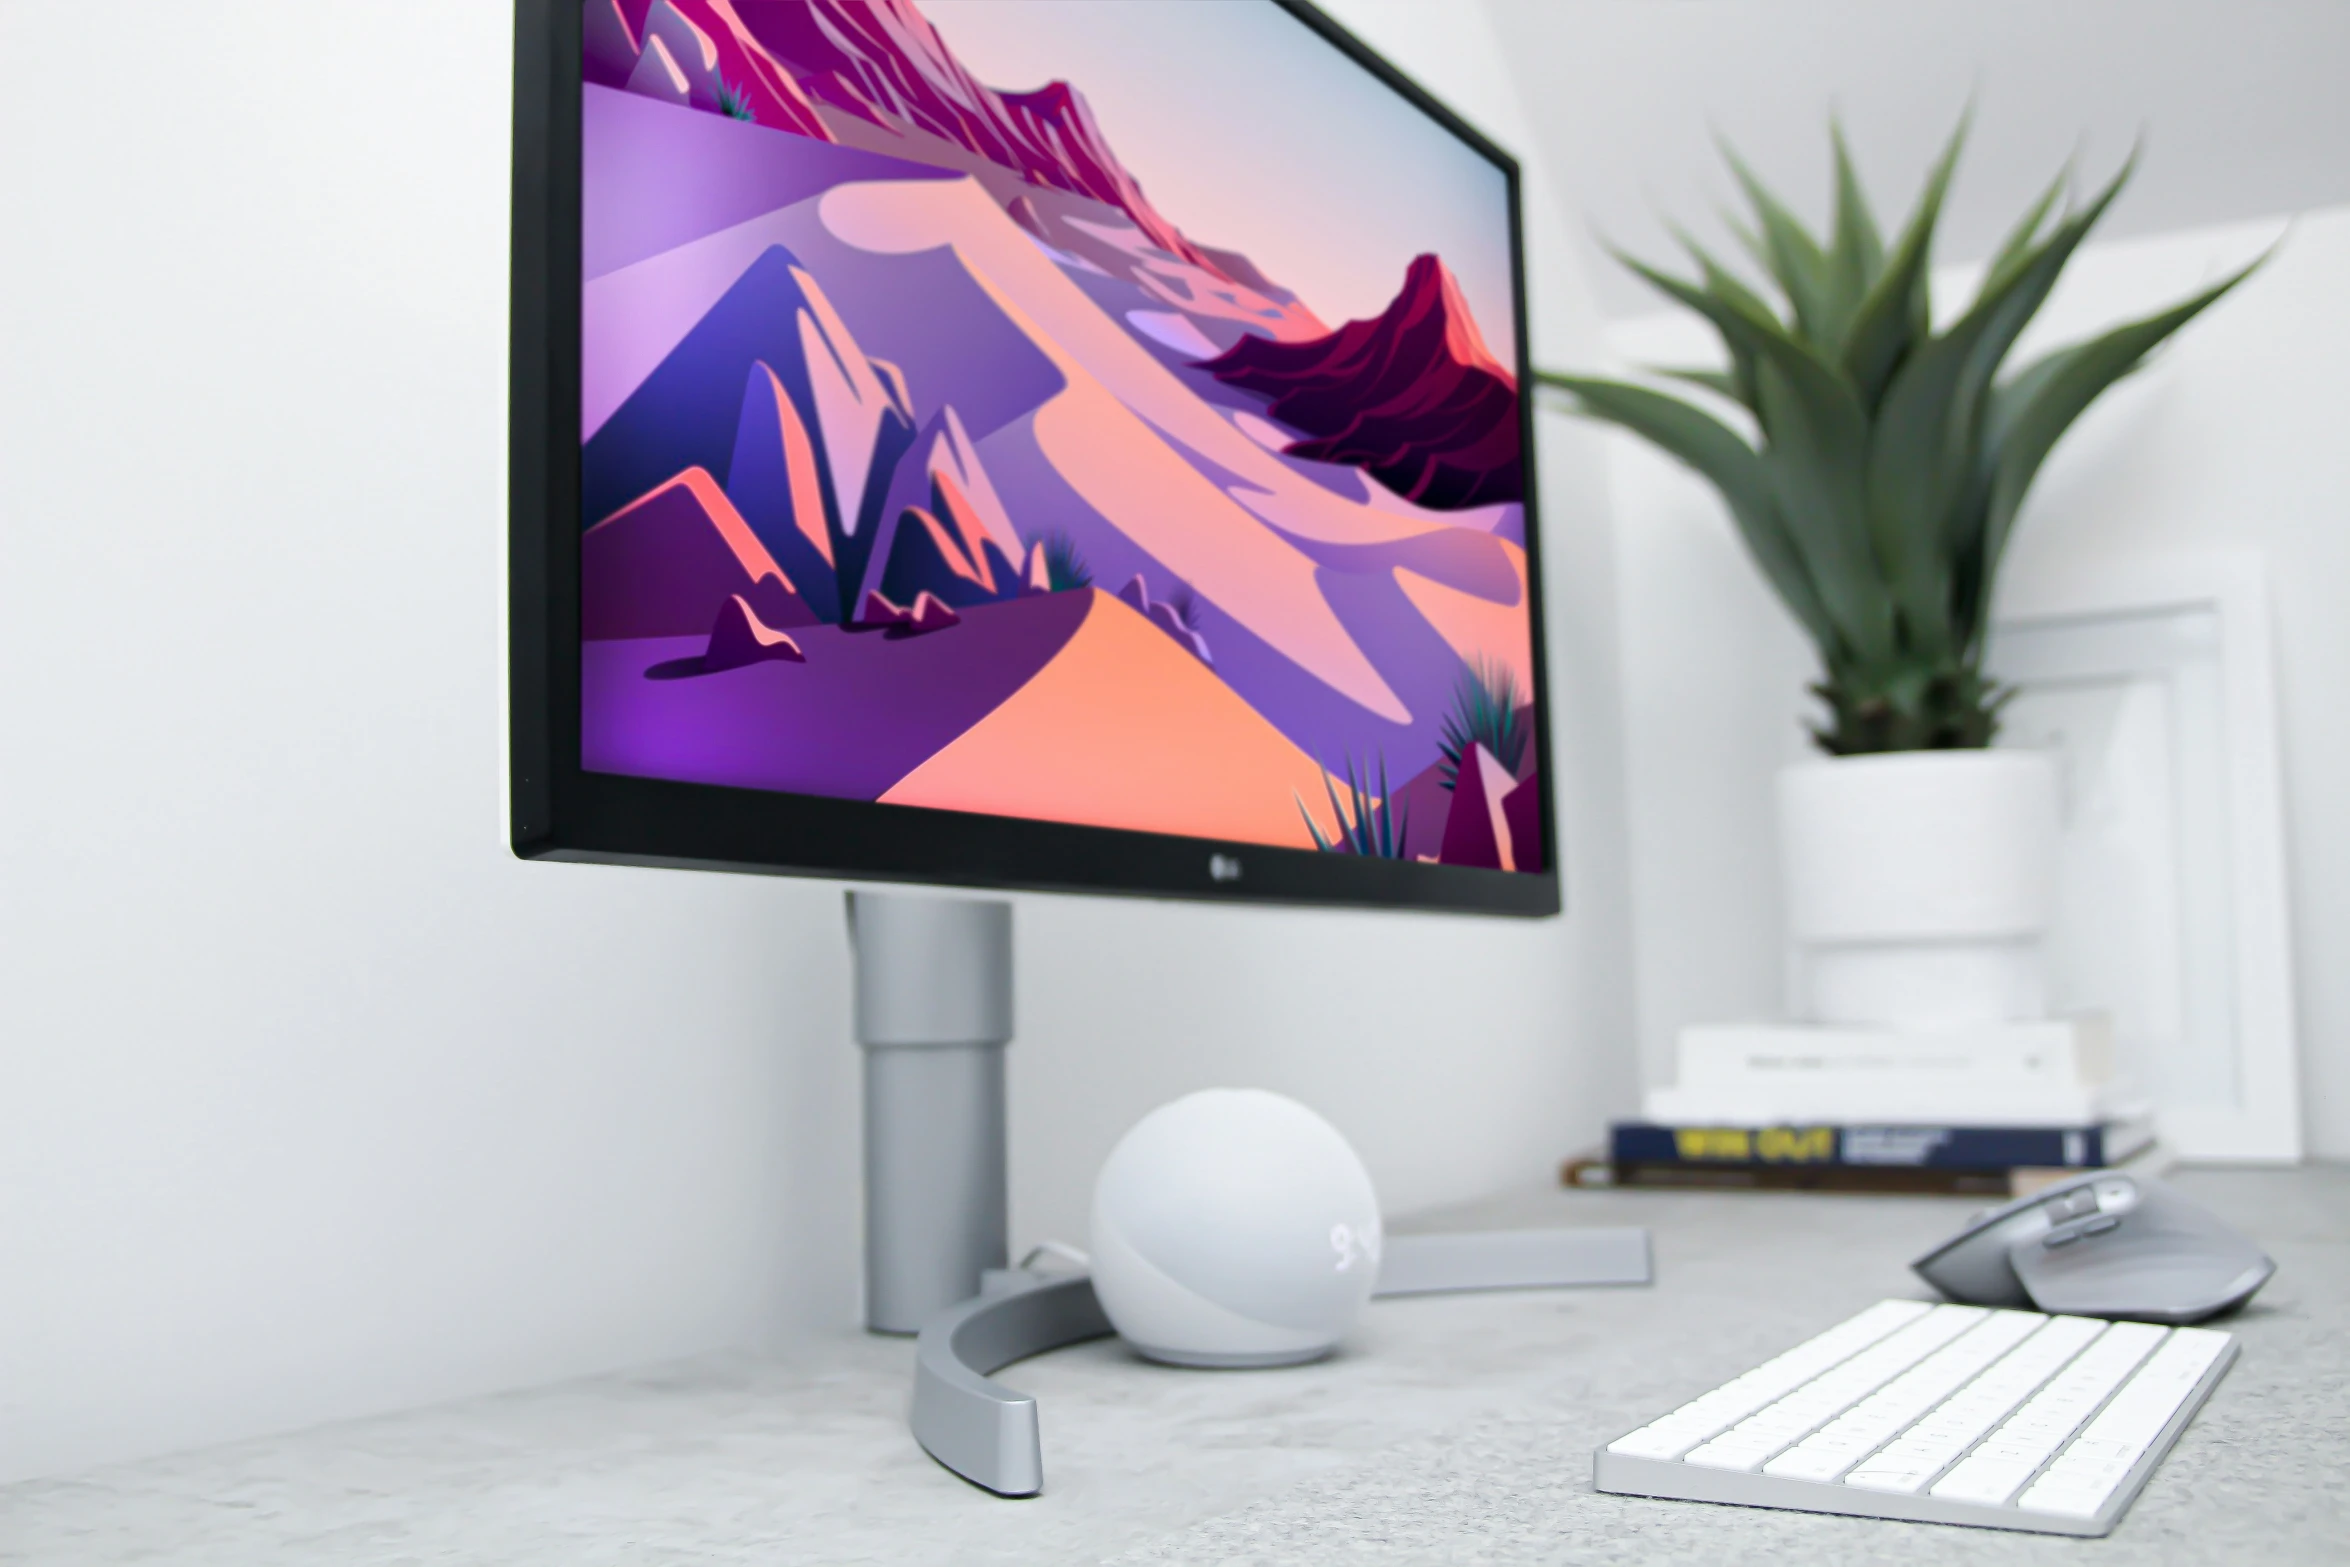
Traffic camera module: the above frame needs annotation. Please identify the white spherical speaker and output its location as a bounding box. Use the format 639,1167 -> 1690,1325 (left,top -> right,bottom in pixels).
1089,1089 -> 1383,1367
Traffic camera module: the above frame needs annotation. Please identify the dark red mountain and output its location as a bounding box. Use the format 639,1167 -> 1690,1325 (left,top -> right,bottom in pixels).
673,0 -> 1232,280
589,1 -> 834,138
1200,255 -> 1523,511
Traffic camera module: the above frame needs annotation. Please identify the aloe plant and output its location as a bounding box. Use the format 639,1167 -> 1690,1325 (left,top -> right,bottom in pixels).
1537,119 -> 2262,753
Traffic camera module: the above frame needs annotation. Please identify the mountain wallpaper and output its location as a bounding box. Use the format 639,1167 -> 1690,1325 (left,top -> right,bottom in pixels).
578,0 -> 1541,870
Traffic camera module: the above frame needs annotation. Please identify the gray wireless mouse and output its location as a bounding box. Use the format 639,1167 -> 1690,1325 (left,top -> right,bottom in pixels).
1912,1171 -> 2273,1324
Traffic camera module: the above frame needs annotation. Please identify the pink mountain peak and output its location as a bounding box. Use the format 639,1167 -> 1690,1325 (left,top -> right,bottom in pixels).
993,79 -> 1211,272
703,0 -> 1235,284
856,589 -> 912,627
703,592 -> 807,671
581,467 -> 818,639
1396,254 -> 1514,387
1439,742 -> 1519,871
1200,254 -> 1523,510
904,590 -> 962,633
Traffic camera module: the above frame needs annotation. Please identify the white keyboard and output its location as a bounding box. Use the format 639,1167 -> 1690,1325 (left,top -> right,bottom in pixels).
1594,1299 -> 2237,1537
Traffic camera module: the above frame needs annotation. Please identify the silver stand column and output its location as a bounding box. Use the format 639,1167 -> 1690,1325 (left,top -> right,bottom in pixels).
848,891 -> 1013,1335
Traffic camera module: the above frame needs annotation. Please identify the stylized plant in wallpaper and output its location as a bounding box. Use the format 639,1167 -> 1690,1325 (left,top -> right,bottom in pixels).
1299,757 -> 1411,858
1437,658 -> 1526,790
1039,531 -> 1094,594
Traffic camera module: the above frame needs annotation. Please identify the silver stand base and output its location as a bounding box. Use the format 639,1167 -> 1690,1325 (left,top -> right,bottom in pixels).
913,1271 -> 1112,1497
1128,1340 -> 1333,1369
911,1227 -> 1654,1496
1375,1225 -> 1651,1296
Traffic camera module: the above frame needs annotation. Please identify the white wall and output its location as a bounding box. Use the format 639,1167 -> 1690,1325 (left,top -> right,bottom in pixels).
1485,0 -> 2350,321
0,0 -> 1634,1484
1603,209 -> 2350,1156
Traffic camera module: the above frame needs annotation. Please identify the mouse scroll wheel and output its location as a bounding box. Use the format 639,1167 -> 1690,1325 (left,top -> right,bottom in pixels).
2041,1213 -> 2121,1249
2047,1190 -> 2098,1222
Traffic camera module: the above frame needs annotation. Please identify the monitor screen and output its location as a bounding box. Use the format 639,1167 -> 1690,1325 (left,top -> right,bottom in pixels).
513,0 -> 1557,914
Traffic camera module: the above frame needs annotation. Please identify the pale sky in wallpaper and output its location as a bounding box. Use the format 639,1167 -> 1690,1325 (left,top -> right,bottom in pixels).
932,0 -> 1522,360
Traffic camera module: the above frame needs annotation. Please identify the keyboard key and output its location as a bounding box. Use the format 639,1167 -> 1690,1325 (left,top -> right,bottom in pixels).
1606,1427 -> 1696,1460
1844,1463 -> 1942,1493
1765,1445 -> 1860,1482
2014,1483 -> 2106,1519
1933,1455 -> 2038,1505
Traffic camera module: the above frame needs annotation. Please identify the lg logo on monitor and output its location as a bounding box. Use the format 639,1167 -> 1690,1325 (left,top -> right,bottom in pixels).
1209,854 -> 1243,883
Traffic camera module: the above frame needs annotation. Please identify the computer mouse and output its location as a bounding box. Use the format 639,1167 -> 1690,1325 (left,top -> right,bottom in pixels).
1912,1171 -> 2273,1324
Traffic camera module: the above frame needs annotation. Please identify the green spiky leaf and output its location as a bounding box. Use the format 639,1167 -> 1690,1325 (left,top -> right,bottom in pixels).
1720,136 -> 1833,340
1840,110 -> 1969,411
1536,373 -> 1836,647
1982,158 -> 2074,295
1823,120 -> 1885,338
1977,253 -> 2266,596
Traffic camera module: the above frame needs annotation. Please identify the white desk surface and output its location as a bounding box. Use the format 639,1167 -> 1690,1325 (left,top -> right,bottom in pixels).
5,1167 -> 2342,1565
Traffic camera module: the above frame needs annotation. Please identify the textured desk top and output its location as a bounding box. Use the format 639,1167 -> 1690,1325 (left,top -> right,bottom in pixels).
6,1167 -> 2343,1565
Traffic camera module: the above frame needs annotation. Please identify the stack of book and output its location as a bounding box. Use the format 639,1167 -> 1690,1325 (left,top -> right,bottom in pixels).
1575,1016 -> 2163,1197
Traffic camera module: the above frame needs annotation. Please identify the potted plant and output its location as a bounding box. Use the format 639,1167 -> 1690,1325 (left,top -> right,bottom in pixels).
1538,120 -> 2260,1027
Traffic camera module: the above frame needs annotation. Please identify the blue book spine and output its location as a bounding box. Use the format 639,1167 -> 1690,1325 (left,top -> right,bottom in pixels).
1610,1122 -> 2112,1170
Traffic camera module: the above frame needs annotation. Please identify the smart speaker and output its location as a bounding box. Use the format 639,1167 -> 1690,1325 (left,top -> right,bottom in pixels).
1089,1089 -> 1383,1367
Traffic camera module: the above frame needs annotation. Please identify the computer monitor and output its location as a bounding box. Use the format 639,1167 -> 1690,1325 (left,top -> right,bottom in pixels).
510,0 -> 1557,919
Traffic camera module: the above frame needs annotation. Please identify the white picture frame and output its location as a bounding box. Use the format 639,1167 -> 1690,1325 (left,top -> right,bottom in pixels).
1988,553 -> 2301,1161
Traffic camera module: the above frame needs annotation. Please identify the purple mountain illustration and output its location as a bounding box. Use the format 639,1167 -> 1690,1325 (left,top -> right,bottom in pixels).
702,592 -> 808,671
586,1 -> 833,138
1440,743 -> 1523,871
696,0 -> 1227,278
582,468 -> 815,639
595,0 -> 1329,345
590,242 -> 917,615
1201,254 -> 1524,510
726,360 -> 848,623
576,1 -> 1541,872
862,406 -> 1026,611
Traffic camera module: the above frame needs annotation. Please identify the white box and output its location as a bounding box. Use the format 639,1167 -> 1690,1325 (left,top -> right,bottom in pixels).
1649,1016 -> 2125,1126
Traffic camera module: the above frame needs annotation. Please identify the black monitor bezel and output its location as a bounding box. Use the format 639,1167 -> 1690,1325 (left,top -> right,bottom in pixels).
509,0 -> 1560,917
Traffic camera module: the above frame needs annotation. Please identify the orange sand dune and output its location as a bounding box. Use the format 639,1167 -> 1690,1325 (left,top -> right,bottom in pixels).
879,590 -> 1329,849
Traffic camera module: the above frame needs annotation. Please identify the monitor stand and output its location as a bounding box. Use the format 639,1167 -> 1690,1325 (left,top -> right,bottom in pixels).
848,889 -> 1654,1495
910,1227 -> 1654,1496
847,890 -> 1013,1335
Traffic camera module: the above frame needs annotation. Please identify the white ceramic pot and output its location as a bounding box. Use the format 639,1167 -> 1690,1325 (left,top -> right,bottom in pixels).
1778,750 -> 2060,1028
